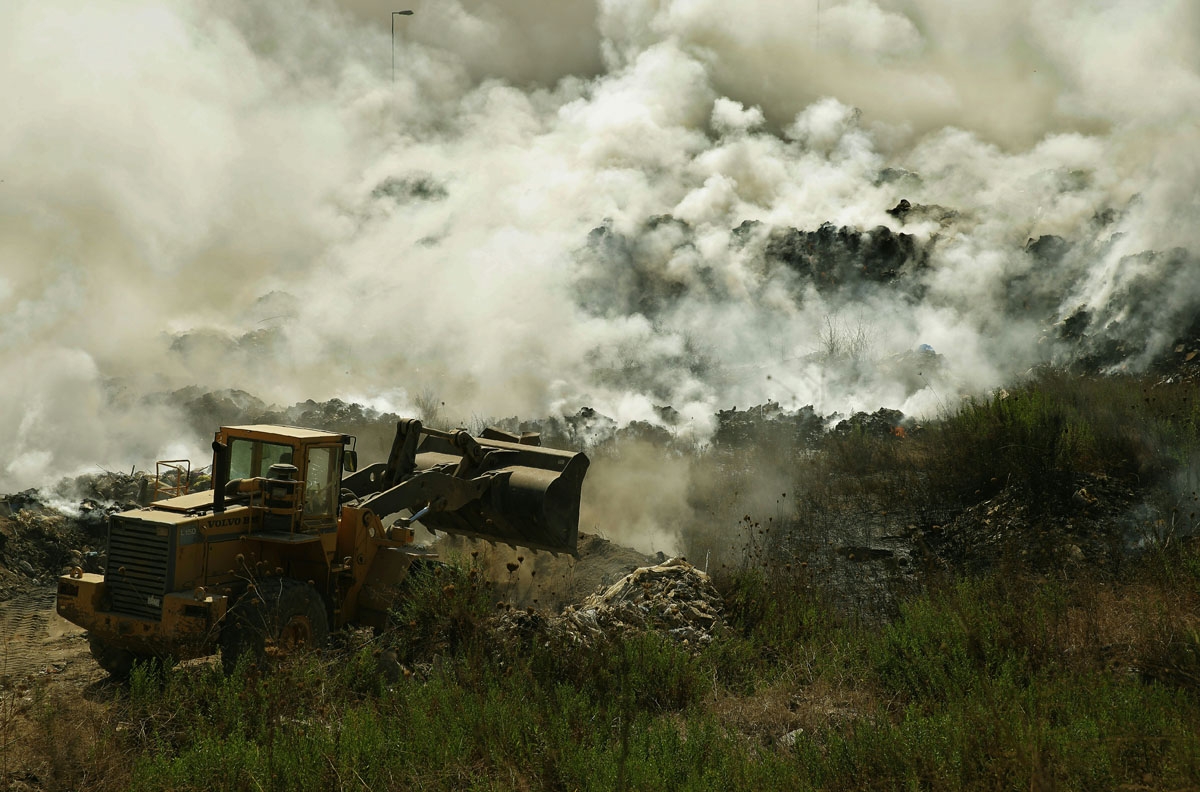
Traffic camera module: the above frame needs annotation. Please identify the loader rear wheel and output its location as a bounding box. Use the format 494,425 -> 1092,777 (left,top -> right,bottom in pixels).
88,635 -> 148,680
220,578 -> 329,674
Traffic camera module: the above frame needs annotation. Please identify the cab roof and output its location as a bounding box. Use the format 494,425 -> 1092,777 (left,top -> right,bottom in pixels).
221,424 -> 348,442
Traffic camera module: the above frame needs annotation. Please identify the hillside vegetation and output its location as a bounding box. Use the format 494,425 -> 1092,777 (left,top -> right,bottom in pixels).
6,369 -> 1200,791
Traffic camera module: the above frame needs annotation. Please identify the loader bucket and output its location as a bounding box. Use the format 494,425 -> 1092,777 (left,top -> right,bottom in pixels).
413,437 -> 589,555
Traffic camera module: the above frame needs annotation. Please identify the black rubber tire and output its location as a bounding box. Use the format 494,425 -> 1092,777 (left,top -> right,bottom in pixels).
220,578 -> 329,674
87,635 -> 143,680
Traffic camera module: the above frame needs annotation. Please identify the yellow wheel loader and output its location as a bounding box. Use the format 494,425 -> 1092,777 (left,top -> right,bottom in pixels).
56,419 -> 588,675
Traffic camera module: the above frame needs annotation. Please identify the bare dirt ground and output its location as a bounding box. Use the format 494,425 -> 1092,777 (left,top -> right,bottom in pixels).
0,588 -> 92,684
1,588 -> 111,791
0,489 -> 114,776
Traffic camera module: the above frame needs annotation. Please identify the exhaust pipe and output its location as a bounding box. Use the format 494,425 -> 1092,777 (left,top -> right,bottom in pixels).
212,440 -> 229,514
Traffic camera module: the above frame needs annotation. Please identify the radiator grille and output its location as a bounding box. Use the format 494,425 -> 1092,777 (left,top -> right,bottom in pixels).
105,516 -> 170,620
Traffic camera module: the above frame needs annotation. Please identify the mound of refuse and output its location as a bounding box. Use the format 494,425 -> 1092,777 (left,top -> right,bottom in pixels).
915,473 -> 1147,576
496,558 -> 723,649
0,471 -> 161,600
0,497 -> 98,601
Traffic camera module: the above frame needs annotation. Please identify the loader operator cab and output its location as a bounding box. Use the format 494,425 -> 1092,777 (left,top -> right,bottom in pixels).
216,425 -> 355,534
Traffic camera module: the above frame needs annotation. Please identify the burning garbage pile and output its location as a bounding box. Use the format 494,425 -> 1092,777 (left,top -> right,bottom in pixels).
0,470 -> 166,600
0,494 -> 99,600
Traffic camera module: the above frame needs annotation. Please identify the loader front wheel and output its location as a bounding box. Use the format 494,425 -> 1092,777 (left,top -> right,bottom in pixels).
220,579 -> 329,674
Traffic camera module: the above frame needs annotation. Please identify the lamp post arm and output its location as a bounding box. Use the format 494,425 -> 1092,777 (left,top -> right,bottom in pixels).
391,10 -> 414,84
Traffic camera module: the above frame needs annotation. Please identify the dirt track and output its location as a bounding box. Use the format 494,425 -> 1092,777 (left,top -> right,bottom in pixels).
0,588 -> 94,687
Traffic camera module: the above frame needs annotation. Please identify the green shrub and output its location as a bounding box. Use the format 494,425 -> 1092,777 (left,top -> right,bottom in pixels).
387,556 -> 496,664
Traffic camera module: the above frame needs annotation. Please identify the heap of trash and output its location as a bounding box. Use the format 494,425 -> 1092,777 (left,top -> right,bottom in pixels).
495,557 -> 723,649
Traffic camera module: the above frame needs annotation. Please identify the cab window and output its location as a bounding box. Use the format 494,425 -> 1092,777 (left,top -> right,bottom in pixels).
304,446 -> 338,519
228,439 -> 295,480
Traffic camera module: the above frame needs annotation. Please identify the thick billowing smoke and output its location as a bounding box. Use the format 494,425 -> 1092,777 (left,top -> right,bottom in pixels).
3,0 -> 1197,529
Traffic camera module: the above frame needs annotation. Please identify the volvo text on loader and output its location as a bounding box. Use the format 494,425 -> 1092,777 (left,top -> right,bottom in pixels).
56,419 -> 589,676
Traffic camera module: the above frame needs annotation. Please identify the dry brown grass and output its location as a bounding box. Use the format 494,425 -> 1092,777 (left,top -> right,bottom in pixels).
707,682 -> 801,746
1034,574 -> 1200,685
708,674 -> 884,749
3,683 -> 129,792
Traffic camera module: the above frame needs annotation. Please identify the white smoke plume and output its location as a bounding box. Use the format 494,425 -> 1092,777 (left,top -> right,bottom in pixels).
2,0 -> 1198,502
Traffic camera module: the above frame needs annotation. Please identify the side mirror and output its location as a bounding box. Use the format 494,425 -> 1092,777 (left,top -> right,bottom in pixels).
342,449 -> 358,473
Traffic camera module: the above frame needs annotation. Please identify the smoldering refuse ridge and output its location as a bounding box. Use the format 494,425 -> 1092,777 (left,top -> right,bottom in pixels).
4,0 -> 1199,497
7,204 -> 1200,499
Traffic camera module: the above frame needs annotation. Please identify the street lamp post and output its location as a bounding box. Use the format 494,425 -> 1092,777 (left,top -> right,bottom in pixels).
392,10 -> 414,84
